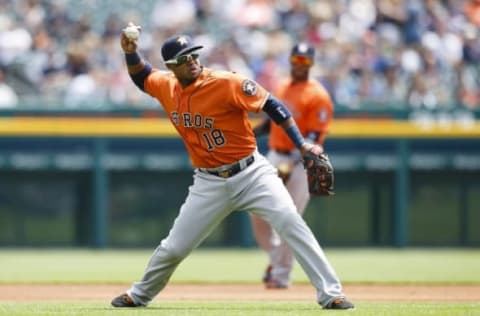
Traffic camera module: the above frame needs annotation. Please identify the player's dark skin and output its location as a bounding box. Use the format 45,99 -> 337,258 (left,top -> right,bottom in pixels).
291,62 -> 310,83
167,55 -> 203,87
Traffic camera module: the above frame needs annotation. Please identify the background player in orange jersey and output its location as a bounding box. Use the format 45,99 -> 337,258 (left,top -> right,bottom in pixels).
250,42 -> 335,289
111,24 -> 353,310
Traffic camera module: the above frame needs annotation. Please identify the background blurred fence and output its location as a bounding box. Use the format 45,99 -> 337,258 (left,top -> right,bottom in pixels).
0,108 -> 479,248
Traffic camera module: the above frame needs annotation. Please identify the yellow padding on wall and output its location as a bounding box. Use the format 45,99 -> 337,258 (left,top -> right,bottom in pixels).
0,117 -> 479,138
0,117 -> 177,137
330,119 -> 480,138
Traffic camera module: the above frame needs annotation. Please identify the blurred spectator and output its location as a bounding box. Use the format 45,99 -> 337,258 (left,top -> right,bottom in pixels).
63,43 -> 106,108
151,0 -> 196,30
0,67 -> 18,108
0,16 -> 32,66
0,0 -> 477,110
464,0 -> 480,26
236,0 -> 276,29
408,72 -> 438,110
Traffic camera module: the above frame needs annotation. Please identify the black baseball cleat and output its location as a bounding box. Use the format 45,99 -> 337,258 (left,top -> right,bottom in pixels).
111,293 -> 139,307
262,264 -> 272,284
262,265 -> 288,289
323,297 -> 355,310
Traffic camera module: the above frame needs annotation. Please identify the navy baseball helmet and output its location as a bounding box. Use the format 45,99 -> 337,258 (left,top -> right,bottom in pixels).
161,35 -> 203,62
291,42 -> 315,59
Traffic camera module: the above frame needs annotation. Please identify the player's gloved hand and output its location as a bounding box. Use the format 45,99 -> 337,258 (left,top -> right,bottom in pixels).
301,143 -> 335,196
300,143 -> 323,156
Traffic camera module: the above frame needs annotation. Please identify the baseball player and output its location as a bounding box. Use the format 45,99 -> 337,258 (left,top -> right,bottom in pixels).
111,24 -> 354,310
250,42 -> 334,289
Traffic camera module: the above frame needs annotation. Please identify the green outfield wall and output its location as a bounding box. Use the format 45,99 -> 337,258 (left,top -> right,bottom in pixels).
0,116 -> 479,248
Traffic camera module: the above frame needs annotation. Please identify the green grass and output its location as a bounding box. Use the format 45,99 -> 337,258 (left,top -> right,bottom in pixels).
0,248 -> 479,315
0,302 -> 479,316
0,248 -> 479,284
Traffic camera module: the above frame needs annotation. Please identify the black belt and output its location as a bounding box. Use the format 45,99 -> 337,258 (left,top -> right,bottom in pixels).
201,155 -> 255,178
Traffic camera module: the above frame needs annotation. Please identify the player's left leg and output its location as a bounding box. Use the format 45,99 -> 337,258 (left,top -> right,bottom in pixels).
240,153 -> 349,307
267,162 -> 310,287
115,171 -> 233,307
257,160 -> 310,288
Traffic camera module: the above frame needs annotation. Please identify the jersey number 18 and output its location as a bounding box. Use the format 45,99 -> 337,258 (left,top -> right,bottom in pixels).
202,129 -> 225,151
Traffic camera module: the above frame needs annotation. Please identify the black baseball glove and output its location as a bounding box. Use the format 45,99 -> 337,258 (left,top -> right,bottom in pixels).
302,151 -> 335,196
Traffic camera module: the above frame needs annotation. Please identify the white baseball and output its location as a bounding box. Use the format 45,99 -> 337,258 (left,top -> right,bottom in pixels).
124,24 -> 140,40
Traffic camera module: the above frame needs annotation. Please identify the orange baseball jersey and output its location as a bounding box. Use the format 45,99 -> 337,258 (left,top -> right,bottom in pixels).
144,68 -> 269,168
269,79 -> 333,151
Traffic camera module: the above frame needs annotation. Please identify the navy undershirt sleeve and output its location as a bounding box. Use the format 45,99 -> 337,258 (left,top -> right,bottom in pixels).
125,52 -> 152,91
262,95 -> 291,124
262,95 -> 305,149
129,63 -> 152,91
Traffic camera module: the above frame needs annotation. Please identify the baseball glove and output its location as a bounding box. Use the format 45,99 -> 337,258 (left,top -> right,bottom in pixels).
302,151 -> 335,196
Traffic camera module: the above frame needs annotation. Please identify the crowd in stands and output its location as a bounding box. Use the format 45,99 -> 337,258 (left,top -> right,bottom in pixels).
0,0 -> 479,111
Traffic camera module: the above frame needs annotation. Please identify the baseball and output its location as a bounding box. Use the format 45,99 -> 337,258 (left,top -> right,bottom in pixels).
123,23 -> 140,40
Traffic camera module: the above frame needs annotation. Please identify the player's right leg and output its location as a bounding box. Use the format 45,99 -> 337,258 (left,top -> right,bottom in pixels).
112,171 -> 232,307
250,213 -> 274,253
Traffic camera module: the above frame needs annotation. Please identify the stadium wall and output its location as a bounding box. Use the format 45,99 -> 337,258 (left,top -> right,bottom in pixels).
0,117 -> 479,248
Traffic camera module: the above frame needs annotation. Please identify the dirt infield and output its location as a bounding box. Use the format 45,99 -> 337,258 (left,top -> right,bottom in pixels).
1,284 -> 479,302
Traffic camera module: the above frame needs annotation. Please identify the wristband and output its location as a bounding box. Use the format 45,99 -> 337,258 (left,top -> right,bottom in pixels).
285,125 -> 305,149
125,52 -> 141,65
